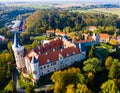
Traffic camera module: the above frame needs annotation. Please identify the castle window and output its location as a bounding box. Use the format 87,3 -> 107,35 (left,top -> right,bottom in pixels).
41,72 -> 43,75
40,67 -> 42,69
33,71 -> 37,75
44,66 -> 46,68
73,51 -> 75,55
48,70 -> 49,72
47,59 -> 50,63
51,62 -> 56,66
47,65 -> 49,67
54,68 -> 56,70
67,53 -> 69,57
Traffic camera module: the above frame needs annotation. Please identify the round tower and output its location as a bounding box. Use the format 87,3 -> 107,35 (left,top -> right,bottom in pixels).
12,33 -> 25,71
30,56 -> 40,86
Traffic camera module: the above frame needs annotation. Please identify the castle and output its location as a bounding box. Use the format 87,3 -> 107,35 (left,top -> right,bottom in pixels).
12,32 -> 100,86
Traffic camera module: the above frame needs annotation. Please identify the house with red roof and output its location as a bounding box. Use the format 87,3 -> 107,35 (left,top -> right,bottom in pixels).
99,33 -> 110,43
88,26 -> 97,31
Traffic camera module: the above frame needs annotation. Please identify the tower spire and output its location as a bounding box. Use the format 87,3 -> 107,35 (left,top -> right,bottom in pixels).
31,56 -> 38,64
13,32 -> 19,48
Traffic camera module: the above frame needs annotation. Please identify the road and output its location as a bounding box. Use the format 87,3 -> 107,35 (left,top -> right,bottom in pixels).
13,70 -> 25,93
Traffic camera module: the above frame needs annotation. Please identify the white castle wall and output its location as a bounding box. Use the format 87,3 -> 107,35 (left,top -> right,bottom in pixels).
12,45 -> 25,69
30,62 -> 40,80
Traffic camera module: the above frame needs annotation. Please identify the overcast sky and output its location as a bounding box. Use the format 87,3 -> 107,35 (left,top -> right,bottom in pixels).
0,0 -> 120,4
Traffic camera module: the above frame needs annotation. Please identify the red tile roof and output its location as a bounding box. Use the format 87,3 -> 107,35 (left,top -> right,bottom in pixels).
33,38 -> 63,54
46,30 -> 69,36
26,38 -> 80,66
75,38 -> 94,43
38,47 -> 80,66
46,30 -> 55,33
99,33 -> 110,39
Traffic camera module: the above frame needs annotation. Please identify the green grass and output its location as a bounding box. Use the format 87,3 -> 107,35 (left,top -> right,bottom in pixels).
4,80 -> 13,92
34,36 -> 46,41
72,8 -> 120,16
28,4 -> 53,9
18,75 -> 33,89
91,8 -> 120,16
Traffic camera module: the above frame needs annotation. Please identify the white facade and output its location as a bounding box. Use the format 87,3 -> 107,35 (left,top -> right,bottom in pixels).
30,57 -> 40,80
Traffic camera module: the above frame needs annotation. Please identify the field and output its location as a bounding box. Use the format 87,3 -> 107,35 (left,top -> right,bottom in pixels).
91,8 -> 120,17
72,8 -> 120,17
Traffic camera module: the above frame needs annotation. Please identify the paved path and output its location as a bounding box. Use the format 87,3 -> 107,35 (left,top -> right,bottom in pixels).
13,70 -> 25,93
34,84 -> 53,92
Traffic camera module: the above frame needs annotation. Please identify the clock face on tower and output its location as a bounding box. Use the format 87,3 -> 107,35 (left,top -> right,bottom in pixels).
33,71 -> 37,74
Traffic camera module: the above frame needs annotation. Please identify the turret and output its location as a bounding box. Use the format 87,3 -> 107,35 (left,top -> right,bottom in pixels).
93,33 -> 100,44
12,32 -> 25,71
30,56 -> 40,86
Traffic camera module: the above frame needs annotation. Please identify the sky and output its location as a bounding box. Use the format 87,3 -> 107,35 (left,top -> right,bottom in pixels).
0,0 -> 120,4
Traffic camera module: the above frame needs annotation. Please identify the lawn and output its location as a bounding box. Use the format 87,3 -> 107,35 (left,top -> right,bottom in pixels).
34,36 -> 46,41
18,75 -> 33,89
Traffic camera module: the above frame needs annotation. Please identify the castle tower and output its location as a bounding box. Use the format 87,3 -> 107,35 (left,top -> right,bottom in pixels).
93,33 -> 100,44
12,33 -> 25,71
30,56 -> 40,86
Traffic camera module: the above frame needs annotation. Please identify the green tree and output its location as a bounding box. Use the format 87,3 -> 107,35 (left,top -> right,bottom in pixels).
0,52 -> 14,89
105,56 -> 113,70
108,59 -> 120,79
83,58 -> 103,73
88,45 -> 94,58
51,68 -> 85,93
100,80 -> 119,93
66,84 -> 92,93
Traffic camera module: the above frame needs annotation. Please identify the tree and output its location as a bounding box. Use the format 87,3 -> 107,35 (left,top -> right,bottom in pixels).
0,52 -> 14,89
109,39 -> 118,45
66,84 -> 92,93
105,56 -> 113,70
51,68 -> 85,93
83,58 -> 103,73
100,80 -> 119,93
88,45 -> 94,58
108,59 -> 120,79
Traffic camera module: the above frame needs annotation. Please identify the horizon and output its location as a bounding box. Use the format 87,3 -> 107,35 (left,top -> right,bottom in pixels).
0,0 -> 120,4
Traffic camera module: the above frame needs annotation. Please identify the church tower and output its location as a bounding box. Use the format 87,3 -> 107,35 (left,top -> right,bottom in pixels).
12,32 -> 25,71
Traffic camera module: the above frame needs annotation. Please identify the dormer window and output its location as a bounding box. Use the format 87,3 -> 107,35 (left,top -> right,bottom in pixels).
47,59 -> 50,63
67,53 -> 69,57
53,48 -> 55,52
59,54 -> 63,60
73,51 -> 75,55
